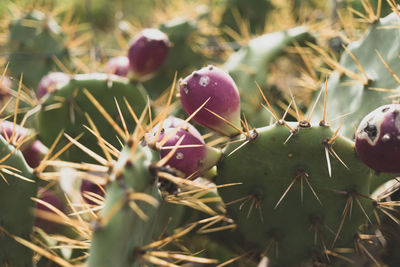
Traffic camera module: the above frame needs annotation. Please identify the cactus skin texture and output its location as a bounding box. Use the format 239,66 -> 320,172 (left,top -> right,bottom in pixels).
7,10 -> 70,88
220,0 -> 273,37
87,144 -> 160,267
0,134 -> 38,266
37,73 -> 147,163
158,18 -> 205,73
224,26 -> 314,127
311,12 -> 400,138
216,122 -> 380,266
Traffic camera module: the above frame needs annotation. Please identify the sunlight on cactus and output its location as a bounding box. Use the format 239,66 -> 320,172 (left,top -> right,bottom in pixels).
0,0 -> 399,266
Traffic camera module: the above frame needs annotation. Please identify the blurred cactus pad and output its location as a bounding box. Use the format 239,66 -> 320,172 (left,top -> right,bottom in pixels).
1,0 -> 400,266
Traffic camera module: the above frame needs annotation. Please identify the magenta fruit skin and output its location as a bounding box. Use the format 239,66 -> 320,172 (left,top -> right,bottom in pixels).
127,28 -> 169,81
179,65 -> 241,136
37,72 -> 70,99
0,120 -> 30,141
355,104 -> 400,173
158,128 -> 206,177
105,56 -> 130,77
34,188 -> 64,232
146,116 -> 204,145
22,140 -> 48,168
80,180 -> 105,205
0,120 -> 48,168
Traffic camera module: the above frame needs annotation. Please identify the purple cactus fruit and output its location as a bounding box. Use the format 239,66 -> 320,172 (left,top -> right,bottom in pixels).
22,140 -> 49,168
157,126 -> 221,177
127,28 -> 169,81
355,104 -> 400,173
0,120 -> 48,168
179,65 -> 241,137
146,116 -> 204,145
34,188 -> 65,232
0,119 -> 31,141
105,56 -> 130,77
80,180 -> 105,205
37,72 -> 70,99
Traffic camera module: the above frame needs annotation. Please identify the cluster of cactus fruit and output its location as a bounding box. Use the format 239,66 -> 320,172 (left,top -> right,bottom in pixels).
1,1 -> 400,267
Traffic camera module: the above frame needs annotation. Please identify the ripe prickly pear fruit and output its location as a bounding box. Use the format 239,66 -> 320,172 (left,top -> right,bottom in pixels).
105,56 -> 130,77
146,116 -> 204,145
153,121 -> 221,177
159,129 -> 205,177
0,120 -> 48,168
0,119 -> 31,140
179,65 -> 241,137
37,72 -> 70,99
21,140 -> 48,168
127,28 -> 169,81
34,188 -> 65,232
355,104 -> 400,173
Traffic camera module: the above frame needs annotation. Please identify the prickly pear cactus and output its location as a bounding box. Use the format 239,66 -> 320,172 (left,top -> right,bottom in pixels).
216,121 -> 381,266
311,12 -> 400,139
127,28 -> 169,82
0,134 -> 38,266
4,1 -> 400,266
7,10 -> 70,88
87,144 -> 161,267
220,0 -> 273,36
224,26 -> 314,126
355,103 -> 400,173
179,65 -> 241,137
36,73 -> 148,163
143,17 -> 209,98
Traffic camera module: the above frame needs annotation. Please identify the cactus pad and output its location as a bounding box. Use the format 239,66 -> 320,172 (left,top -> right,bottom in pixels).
217,122 -> 376,265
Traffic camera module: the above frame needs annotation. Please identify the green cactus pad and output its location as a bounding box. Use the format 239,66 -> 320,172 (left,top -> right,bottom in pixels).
217,122 -> 376,266
224,26 -> 314,126
7,10 -> 70,88
37,73 -> 148,163
0,135 -> 37,266
220,0 -> 273,36
87,144 -> 160,267
310,12 -> 400,139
